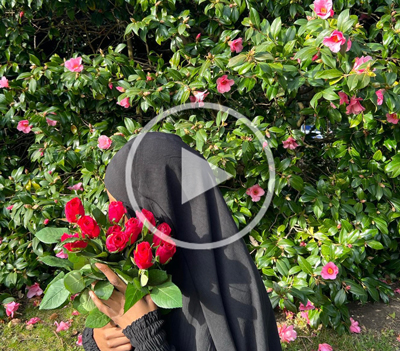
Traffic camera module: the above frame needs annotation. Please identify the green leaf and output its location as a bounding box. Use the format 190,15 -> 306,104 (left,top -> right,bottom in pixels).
124,282 -> 148,313
250,8 -> 260,28
334,289 -> 346,306
150,281 -> 183,309
85,308 -> 111,328
37,255 -> 73,270
94,281 -> 114,300
64,271 -> 86,294
367,240 -> 384,250
227,54 -> 247,68
315,69 -> 343,80
337,9 -> 350,32
148,270 -> 169,286
270,17 -> 281,38
35,227 -> 69,244
39,278 -> 70,310
297,256 -> 314,275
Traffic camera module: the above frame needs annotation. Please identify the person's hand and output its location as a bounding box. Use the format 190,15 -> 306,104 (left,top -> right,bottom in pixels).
89,262 -> 158,329
93,320 -> 133,351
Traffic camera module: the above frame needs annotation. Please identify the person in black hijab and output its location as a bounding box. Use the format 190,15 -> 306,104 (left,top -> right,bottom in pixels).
82,132 -> 282,351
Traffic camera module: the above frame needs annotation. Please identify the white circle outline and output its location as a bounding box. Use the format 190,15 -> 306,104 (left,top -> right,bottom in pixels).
125,102 -> 276,250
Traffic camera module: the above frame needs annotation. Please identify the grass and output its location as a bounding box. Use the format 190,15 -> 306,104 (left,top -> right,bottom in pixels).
1,297 -> 399,351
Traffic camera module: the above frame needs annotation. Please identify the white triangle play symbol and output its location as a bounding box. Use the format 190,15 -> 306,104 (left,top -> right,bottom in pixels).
181,148 -> 233,204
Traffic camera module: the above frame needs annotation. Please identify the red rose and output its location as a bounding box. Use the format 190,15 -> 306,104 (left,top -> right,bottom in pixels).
156,240 -> 176,264
61,233 -> 87,252
108,201 -> 127,224
133,242 -> 153,269
135,208 -> 156,226
77,216 -> 100,238
153,222 -> 171,246
106,225 -> 122,237
106,231 -> 129,253
125,218 -> 143,244
65,197 -> 85,223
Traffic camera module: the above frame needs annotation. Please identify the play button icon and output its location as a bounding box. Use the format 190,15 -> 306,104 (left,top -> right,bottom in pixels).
181,148 -> 233,204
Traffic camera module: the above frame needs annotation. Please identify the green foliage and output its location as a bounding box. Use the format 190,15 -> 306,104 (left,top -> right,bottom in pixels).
1,0 -> 400,333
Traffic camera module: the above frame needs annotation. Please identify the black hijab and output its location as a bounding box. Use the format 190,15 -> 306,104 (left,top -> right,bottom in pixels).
104,132 -> 282,351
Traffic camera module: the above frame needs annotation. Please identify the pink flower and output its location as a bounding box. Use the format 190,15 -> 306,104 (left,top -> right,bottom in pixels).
278,324 -> 297,343
65,57 -> 83,72
72,310 -> 80,316
46,118 -> 57,126
70,293 -> 79,301
117,97 -> 130,108
246,184 -> 265,202
19,11 -> 24,18
330,102 -> 337,109
285,310 -> 295,320
321,262 -> 339,279
76,334 -> 83,346
283,136 -> 299,150
300,241 -> 306,247
313,0 -> 334,19
322,30 -> 346,53
26,317 -> 41,325
216,75 -> 235,93
146,75 -> 152,81
0,76 -> 9,88
300,311 -> 310,324
312,54 -> 319,61
229,38 -> 243,53
43,219 -> 49,225
352,56 -> 373,74
347,38 -> 352,51
394,288 -> 400,294
387,113 -> 399,124
350,317 -> 361,333
54,321 -> 71,332
32,299 -> 41,307
6,205 -> 14,210
299,301 -> 315,311
116,86 -> 125,92
98,135 -> 112,149
17,120 -> 33,133
190,90 -> 209,105
262,141 -> 268,148
338,91 -> 349,105
55,250 -> 68,259
26,282 -> 43,298
346,96 -> 365,115
376,89 -> 385,105
196,33 -> 201,41
319,344 -> 333,351
5,301 -> 20,318
68,182 -> 84,191
108,83 -> 113,89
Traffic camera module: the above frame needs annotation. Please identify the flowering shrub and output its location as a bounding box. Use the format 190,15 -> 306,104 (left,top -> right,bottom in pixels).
1,0 -> 400,334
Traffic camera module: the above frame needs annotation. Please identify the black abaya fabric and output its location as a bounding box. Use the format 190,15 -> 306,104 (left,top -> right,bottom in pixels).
103,132 -> 282,351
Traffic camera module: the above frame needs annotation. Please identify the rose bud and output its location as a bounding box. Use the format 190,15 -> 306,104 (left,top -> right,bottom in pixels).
77,216 -> 100,239
106,225 -> 122,237
153,222 -> 172,247
133,242 -> 153,269
156,240 -> 176,264
125,218 -> 143,244
108,201 -> 127,224
135,208 -> 156,226
105,231 -> 129,253
61,233 -> 87,252
65,197 -> 85,223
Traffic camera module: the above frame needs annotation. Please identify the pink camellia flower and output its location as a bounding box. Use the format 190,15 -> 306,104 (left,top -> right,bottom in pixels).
17,120 -> 33,133
65,57 -> 83,72
282,136 -> 299,150
312,54 -> 319,61
347,38 -> 352,51
346,96 -> 365,115
285,310 -> 295,320
98,135 -> 112,150
0,76 -> 9,88
338,91 -> 349,105
246,184 -> 265,202
216,75 -> 235,93
387,113 -> 399,124
46,118 -> 57,126
72,310 -> 80,316
313,0 -> 334,19
55,250 -> 68,259
54,321 -> 71,332
43,219 -> 49,225
108,83 -> 113,89
196,33 -> 201,41
117,97 -> 130,108
300,241 -> 306,247
26,282 -> 43,298
350,317 -> 361,333
319,343 -> 333,351
116,86 -> 125,92
300,311 -> 310,325
76,334 -> 83,346
330,102 -> 337,109
190,90 -> 209,105
229,38 -> 243,53
323,30 -> 346,53
394,288 -> 400,294
6,205 -> 14,210
376,89 -> 385,106
19,11 -> 24,18
26,317 -> 41,325
299,301 -> 315,311
67,182 -> 84,191
321,262 -> 339,279
262,141 -> 268,148
352,56 -> 373,74
5,301 -> 20,318
278,323 -> 297,343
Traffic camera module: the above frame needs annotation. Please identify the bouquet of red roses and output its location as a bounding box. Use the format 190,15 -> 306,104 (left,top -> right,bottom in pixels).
34,197 -> 182,328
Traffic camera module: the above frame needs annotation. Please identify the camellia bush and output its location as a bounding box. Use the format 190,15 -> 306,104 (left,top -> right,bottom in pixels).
1,0 -> 400,334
